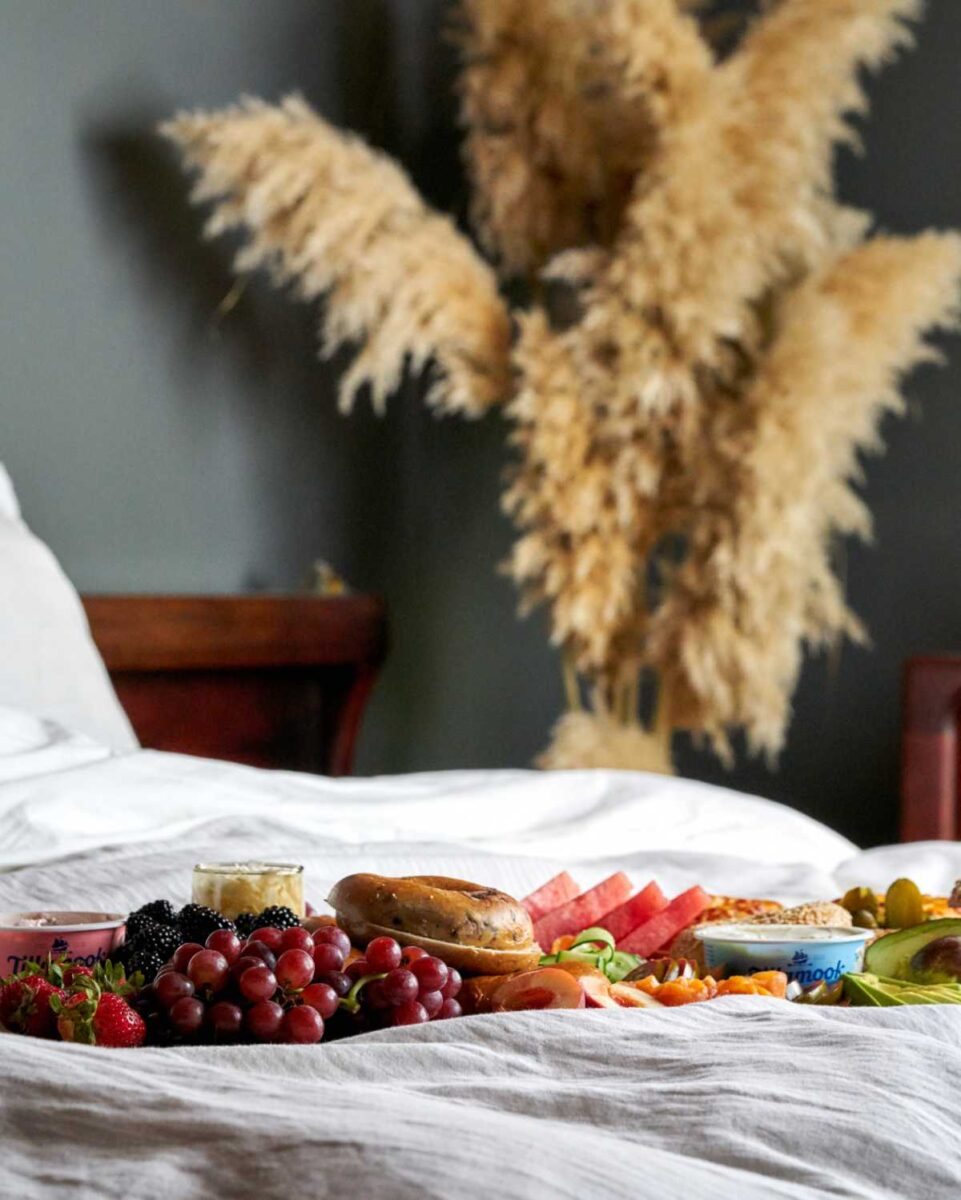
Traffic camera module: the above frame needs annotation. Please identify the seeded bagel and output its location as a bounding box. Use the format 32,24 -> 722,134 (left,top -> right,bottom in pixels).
745,901 -> 852,928
327,873 -> 541,975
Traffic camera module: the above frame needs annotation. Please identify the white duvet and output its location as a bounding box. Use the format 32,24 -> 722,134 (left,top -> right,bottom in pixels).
1,706 -> 960,1200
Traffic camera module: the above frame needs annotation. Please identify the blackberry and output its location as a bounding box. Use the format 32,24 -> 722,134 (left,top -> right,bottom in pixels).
129,948 -> 166,983
133,899 -> 178,927
112,941 -> 135,969
234,912 -> 258,939
255,906 -> 300,931
177,903 -> 235,944
134,922 -> 180,961
125,911 -> 160,940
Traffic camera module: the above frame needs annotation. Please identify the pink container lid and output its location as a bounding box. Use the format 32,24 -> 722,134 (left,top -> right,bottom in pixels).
0,912 -> 126,931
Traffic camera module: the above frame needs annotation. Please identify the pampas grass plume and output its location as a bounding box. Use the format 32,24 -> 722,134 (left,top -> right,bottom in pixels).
163,3 -> 961,773
162,95 -> 511,417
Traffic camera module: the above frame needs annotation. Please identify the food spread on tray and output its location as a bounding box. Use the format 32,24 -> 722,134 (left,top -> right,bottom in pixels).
2,863 -> 961,1047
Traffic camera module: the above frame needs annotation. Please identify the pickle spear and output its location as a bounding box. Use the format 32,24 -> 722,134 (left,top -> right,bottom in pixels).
885,878 -> 924,929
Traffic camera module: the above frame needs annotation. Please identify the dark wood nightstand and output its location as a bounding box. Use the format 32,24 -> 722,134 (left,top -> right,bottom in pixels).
82,594 -> 387,776
900,655 -> 961,841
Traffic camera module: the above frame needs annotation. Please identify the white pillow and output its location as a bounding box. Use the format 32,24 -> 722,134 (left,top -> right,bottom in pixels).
0,463 -> 138,751
0,464 -> 19,520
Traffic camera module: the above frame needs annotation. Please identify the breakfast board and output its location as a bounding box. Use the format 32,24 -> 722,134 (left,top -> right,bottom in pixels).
3,863 -> 961,1045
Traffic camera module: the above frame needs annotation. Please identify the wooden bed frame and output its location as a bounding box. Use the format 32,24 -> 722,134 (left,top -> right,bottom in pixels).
901,656 -> 961,841
82,594 -> 387,777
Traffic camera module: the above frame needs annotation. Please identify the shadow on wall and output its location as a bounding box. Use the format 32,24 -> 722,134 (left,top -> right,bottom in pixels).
80,110 -> 396,594
73,0 -> 560,775
83,120 -> 274,383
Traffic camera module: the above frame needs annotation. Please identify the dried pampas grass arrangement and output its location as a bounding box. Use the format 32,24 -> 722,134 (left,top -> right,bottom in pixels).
163,0 -> 961,773
165,95 -> 511,417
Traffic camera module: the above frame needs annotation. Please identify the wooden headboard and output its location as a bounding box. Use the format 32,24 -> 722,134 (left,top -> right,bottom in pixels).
82,594 -> 387,776
901,655 -> 961,841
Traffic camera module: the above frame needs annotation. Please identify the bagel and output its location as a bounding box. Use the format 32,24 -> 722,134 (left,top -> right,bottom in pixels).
327,873 -> 542,976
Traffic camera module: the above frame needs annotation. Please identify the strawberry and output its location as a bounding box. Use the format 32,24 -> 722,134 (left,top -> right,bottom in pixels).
0,979 -> 22,1029
62,964 -> 94,987
0,973 -> 65,1037
54,958 -> 133,993
96,959 -> 138,995
52,978 -> 145,1048
0,978 -> 19,1026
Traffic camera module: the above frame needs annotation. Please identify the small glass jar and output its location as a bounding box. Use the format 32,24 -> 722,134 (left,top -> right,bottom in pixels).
192,862 -> 305,920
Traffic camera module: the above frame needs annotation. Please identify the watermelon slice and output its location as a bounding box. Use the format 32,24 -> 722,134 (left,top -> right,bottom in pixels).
522,871 -> 581,923
617,886 -> 712,958
533,872 -> 633,950
596,880 -> 668,943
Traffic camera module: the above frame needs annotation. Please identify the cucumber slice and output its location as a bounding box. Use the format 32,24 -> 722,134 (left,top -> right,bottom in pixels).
570,927 -> 616,952
606,951 -> 641,983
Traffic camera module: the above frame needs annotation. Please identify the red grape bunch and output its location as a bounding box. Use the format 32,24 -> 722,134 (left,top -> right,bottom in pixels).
342,936 -> 463,1029
138,922 -> 462,1045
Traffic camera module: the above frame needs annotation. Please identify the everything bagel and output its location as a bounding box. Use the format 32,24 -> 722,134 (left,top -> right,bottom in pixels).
327,874 -> 542,975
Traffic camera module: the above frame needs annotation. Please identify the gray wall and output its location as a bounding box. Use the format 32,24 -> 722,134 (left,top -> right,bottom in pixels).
2,0 -> 959,846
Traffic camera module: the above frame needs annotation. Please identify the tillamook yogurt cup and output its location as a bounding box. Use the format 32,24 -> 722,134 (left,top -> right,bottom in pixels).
0,912 -> 126,977
695,923 -> 874,987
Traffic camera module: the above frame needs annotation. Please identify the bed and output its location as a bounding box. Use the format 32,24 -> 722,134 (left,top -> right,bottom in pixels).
3,465 -> 961,1198
2,708 -> 961,1199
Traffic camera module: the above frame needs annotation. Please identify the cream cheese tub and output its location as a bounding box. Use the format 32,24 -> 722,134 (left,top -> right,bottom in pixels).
695,923 -> 874,987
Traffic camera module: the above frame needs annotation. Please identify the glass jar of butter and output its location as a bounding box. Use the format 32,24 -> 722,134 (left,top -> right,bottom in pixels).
192,862 -> 305,919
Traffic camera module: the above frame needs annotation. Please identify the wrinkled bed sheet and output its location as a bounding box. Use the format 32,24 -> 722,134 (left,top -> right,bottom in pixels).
2,708 -> 960,1199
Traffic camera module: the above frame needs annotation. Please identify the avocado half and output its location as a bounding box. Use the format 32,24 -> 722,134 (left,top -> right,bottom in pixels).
843,972 -> 961,1006
864,918 -> 961,981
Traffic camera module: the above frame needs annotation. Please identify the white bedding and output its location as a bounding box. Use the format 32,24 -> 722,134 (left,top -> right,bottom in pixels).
2,707 -> 960,1199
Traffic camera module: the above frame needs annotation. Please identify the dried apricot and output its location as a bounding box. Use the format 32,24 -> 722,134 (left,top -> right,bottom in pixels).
716,977 -> 765,996
715,972 -> 787,998
750,971 -> 788,998
656,977 -> 717,1007
631,975 -> 661,997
